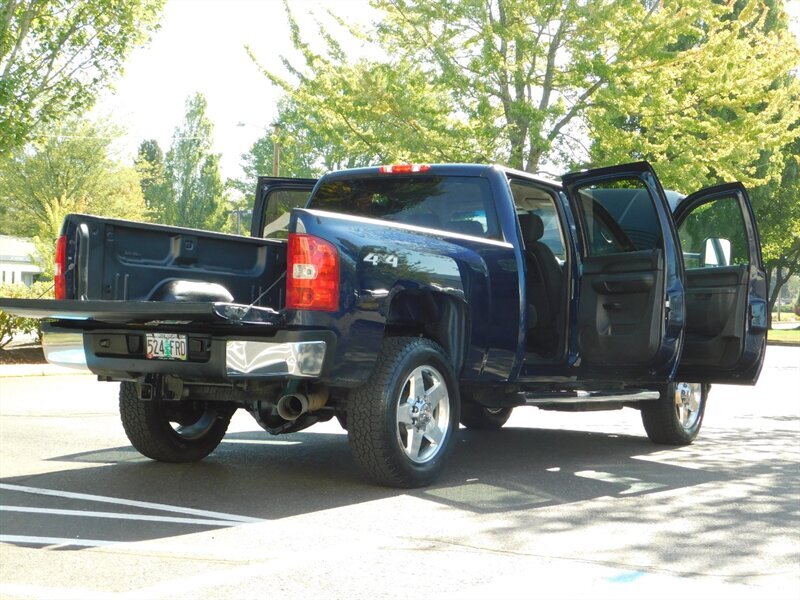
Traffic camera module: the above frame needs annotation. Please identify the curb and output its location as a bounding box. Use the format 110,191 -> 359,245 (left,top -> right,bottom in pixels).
0,364 -> 92,378
767,340 -> 800,347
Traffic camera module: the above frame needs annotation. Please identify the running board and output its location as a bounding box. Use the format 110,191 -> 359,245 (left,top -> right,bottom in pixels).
524,390 -> 659,407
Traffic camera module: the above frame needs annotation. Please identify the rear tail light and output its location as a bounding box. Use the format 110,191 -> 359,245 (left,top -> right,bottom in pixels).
286,233 -> 340,311
54,235 -> 67,299
378,164 -> 430,174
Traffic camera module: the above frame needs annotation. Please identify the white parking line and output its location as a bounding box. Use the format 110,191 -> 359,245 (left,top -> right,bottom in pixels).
0,505 -> 241,527
0,483 -> 261,523
0,534 -> 115,548
222,438 -> 301,445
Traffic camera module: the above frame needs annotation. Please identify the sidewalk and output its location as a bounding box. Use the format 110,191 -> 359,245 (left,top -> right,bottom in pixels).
0,363 -> 91,378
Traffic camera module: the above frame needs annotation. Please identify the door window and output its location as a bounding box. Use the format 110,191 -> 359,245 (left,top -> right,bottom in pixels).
575,178 -> 662,256
508,179 -> 566,262
262,189 -> 312,239
677,195 -> 749,269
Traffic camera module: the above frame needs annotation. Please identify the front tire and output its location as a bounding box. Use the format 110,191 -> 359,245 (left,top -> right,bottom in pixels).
347,337 -> 459,488
119,381 -> 234,462
641,382 -> 707,445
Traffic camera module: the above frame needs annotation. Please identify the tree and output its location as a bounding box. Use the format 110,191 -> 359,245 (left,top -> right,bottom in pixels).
256,0 -> 733,173
588,0 -> 800,191
0,118 -> 147,275
0,0 -> 165,157
751,138 -> 800,316
135,139 -> 171,221
162,93 -> 227,231
250,42 -> 476,169
0,118 -> 147,237
232,100 -> 333,201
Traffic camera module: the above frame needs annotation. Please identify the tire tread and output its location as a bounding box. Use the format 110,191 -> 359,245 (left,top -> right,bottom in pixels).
119,382 -> 231,462
347,337 -> 458,488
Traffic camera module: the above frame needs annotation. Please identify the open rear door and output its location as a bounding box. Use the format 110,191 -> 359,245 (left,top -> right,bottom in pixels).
562,162 -> 684,382
672,183 -> 767,384
252,176 -> 318,238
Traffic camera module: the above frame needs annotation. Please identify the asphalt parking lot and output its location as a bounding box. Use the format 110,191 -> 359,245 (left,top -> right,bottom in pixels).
0,346 -> 798,599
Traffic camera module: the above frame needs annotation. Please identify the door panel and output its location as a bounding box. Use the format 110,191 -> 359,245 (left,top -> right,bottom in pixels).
682,266 -> 747,367
579,250 -> 664,365
562,162 -> 684,381
673,183 -> 767,384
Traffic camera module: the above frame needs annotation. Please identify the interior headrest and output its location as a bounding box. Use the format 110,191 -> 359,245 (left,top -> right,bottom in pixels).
518,212 -> 544,244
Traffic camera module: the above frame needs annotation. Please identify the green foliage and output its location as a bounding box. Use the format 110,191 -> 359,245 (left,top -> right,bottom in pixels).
232,100 -> 324,200
161,93 -> 228,231
256,0 -> 738,173
0,118 -> 147,273
0,281 -> 52,348
750,138 -> 800,312
250,39 -> 477,169
135,139 -> 171,221
589,0 -> 800,191
0,0 -> 165,157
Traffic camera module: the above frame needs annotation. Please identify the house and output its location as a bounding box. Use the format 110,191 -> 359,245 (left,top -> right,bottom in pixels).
0,235 -> 42,286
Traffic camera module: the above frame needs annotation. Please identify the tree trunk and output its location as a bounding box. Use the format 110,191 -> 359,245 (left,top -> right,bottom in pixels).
768,265 -> 792,320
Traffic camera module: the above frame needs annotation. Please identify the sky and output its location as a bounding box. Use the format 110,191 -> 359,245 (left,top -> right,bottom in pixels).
93,0 -> 375,183
95,0 -> 800,185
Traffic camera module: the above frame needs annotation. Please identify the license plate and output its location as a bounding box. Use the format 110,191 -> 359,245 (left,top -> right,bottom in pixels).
145,333 -> 188,361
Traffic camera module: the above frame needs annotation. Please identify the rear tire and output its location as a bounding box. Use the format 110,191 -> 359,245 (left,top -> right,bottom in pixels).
460,403 -> 513,430
641,382 -> 707,445
119,381 -> 234,462
347,337 -> 459,488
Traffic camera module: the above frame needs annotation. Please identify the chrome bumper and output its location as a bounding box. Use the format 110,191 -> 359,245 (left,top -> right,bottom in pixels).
42,330 -> 328,379
42,331 -> 88,369
225,340 -> 327,378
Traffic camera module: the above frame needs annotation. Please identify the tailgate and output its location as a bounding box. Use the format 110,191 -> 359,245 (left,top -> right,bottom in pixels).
0,298 -> 283,326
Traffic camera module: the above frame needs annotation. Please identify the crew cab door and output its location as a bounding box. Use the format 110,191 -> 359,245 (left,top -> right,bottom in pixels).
672,183 -> 767,384
252,176 -> 317,238
562,162 -> 684,381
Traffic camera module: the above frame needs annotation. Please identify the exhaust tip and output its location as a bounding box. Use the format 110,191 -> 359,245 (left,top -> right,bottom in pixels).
276,394 -> 308,421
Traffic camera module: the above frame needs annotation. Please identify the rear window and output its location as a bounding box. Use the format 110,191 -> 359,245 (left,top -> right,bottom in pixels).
308,176 -> 500,240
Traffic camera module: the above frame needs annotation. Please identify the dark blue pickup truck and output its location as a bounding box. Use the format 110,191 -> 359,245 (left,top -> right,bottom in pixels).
0,161 -> 768,487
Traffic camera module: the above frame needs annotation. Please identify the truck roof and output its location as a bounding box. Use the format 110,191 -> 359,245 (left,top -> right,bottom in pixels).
318,163 -> 562,188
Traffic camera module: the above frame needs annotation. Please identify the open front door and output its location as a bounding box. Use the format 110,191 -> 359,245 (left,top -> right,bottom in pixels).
672,183 -> 767,384
562,162 -> 684,382
252,176 -> 318,238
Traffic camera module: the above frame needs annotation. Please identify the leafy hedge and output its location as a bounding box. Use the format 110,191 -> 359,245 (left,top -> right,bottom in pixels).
0,282 -> 53,348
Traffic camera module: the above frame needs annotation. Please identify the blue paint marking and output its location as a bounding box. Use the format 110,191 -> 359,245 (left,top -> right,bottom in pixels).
608,571 -> 645,583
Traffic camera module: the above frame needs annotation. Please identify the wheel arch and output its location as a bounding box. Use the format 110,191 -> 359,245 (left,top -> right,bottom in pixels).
384,289 -> 469,376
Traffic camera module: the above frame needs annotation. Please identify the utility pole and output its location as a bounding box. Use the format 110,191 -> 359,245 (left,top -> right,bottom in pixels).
272,122 -> 280,177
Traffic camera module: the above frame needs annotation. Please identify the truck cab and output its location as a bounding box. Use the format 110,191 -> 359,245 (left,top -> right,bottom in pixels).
259,162 -> 767,389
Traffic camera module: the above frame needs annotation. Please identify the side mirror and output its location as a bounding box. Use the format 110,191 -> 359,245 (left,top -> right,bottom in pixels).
701,237 -> 731,267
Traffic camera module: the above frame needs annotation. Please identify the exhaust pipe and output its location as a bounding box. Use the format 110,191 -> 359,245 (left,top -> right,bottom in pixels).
276,389 -> 328,421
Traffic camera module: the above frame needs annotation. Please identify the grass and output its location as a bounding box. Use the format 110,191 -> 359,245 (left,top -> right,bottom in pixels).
771,312 -> 799,324
768,328 -> 800,344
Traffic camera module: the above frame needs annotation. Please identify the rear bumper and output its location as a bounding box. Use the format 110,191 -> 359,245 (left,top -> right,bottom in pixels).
41,324 -> 336,381
225,339 -> 327,377
42,331 -> 89,370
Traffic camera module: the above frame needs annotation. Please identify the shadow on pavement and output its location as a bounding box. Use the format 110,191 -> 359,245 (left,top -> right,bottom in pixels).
6,422 -> 791,551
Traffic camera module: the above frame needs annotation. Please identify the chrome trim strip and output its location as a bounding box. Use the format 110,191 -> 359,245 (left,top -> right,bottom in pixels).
41,331 -> 88,370
226,340 -> 326,378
